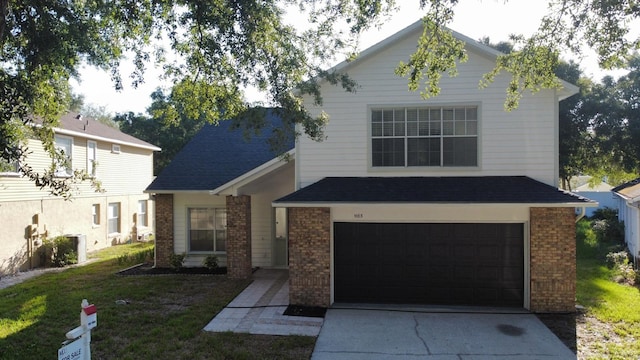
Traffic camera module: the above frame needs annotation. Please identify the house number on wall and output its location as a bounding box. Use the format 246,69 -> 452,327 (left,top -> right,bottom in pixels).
354,213 -> 364,219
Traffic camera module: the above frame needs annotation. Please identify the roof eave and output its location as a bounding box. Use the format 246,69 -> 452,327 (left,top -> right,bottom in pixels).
54,128 -> 161,152
272,201 -> 598,208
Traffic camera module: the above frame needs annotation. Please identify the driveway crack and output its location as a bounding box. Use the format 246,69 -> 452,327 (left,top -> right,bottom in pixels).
414,315 -> 432,355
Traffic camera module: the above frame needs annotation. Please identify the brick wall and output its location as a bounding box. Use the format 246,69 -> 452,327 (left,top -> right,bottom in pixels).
288,207 -> 331,307
530,207 -> 576,312
155,194 -> 174,267
226,195 -> 252,279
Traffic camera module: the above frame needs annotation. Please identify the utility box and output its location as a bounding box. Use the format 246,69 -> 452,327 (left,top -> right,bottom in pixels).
65,234 -> 87,264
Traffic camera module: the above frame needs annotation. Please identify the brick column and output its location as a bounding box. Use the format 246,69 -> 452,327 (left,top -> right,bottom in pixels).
226,195 -> 252,279
530,207 -> 576,312
154,194 -> 174,267
288,207 -> 331,307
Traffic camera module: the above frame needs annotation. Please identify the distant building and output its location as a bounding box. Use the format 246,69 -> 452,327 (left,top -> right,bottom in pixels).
0,112 -> 160,275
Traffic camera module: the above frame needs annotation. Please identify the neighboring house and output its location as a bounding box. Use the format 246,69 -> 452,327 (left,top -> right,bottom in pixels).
612,178 -> 640,264
571,176 -> 616,217
148,21 -> 596,313
0,112 -> 160,275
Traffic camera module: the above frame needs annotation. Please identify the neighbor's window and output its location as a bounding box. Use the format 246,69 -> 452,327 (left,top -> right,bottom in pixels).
108,202 -> 120,234
111,144 -> 121,154
0,157 -> 19,176
54,135 -> 73,176
188,208 -> 227,253
92,204 -> 100,226
137,200 -> 148,227
371,106 -> 478,167
87,140 -> 97,177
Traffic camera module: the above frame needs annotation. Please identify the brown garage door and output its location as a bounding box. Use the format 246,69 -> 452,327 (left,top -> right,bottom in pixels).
334,222 -> 524,307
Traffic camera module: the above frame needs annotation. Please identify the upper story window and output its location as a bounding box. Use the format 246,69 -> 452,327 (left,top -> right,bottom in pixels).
54,135 -> 73,177
0,157 -> 20,176
87,141 -> 97,177
371,106 -> 478,167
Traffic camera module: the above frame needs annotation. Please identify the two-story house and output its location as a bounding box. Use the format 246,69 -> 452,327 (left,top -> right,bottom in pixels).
148,21 -> 595,313
1,112 -> 160,275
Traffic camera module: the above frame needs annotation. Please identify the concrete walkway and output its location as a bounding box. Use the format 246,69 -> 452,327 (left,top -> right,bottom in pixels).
203,269 -> 324,336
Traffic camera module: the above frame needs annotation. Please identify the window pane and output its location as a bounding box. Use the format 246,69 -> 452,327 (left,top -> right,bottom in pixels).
443,108 -> 454,120
372,139 -> 405,166
190,230 -> 214,251
408,138 -> 440,166
215,230 -> 226,252
467,120 -> 478,135
429,120 -> 441,135
394,121 -> 405,136
383,122 -> 393,136
454,121 -> 466,135
419,121 -> 430,136
429,109 -> 441,120
443,120 -> 454,135
407,121 -> 417,136
443,137 -> 477,166
371,110 -> 383,136
454,107 -> 466,120
466,107 -> 478,120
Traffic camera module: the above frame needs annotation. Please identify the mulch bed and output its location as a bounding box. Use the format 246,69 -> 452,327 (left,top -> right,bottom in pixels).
117,262 -> 227,276
284,305 -> 327,318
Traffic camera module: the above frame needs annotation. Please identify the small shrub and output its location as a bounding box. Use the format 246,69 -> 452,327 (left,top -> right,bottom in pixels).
591,217 -> 624,244
591,207 -> 619,222
606,249 -> 637,285
43,235 -> 78,267
203,255 -> 219,270
169,253 -> 185,270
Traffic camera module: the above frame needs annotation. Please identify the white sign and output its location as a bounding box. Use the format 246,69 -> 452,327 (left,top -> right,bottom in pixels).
58,338 -> 83,360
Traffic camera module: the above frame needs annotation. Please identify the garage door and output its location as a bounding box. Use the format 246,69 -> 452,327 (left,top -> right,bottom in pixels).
334,222 -> 524,307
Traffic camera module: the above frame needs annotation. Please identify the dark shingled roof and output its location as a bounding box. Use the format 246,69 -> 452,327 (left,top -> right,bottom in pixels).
146,110 -> 293,192
53,112 -> 159,150
275,176 -> 594,204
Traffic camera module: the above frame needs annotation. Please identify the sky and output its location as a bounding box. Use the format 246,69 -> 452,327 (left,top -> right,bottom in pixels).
70,1 -> 617,116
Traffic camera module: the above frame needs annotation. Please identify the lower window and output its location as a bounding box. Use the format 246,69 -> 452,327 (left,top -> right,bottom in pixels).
108,202 -> 120,234
188,208 -> 227,253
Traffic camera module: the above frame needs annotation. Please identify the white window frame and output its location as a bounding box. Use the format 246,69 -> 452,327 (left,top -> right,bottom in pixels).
92,204 -> 101,227
137,200 -> 148,228
54,135 -> 73,177
370,105 -> 479,168
108,202 -> 120,234
187,207 -> 227,254
111,144 -> 121,154
87,140 -> 97,177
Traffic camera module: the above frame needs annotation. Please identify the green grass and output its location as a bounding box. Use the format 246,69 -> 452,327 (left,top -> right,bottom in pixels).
576,219 -> 640,359
0,242 -> 315,360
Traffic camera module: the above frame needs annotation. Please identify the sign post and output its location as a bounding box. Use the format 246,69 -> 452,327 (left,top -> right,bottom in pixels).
58,299 -> 97,360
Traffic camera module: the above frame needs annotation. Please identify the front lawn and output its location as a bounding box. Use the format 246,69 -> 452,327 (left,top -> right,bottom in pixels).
0,242 -> 315,360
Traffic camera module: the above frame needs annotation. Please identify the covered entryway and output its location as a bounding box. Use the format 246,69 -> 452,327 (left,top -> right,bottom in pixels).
334,222 -> 524,307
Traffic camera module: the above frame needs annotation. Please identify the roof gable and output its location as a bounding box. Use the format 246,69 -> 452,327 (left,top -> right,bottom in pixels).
324,20 -> 578,100
146,109 -> 294,192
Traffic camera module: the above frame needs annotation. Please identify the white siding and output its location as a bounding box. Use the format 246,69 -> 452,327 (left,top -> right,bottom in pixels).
616,196 -> 640,262
298,27 -> 561,188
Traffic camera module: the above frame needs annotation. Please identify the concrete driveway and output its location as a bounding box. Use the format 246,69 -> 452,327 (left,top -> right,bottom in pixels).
312,308 -> 575,360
